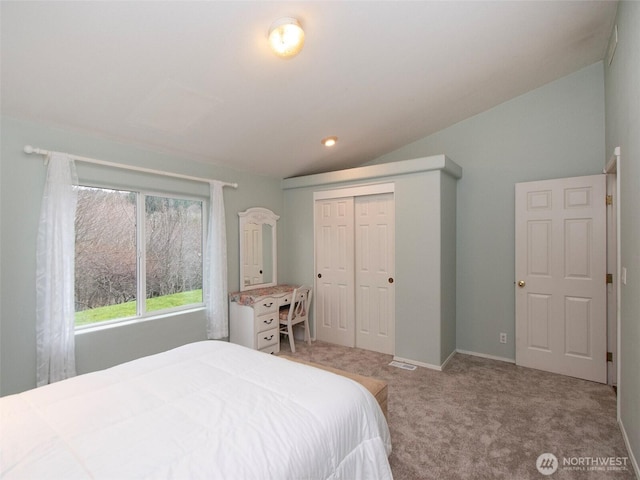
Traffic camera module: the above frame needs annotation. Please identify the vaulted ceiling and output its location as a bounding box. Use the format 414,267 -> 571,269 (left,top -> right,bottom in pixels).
1,1 -> 617,178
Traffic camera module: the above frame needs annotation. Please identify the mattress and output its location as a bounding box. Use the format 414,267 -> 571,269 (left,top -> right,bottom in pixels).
0,340 -> 392,479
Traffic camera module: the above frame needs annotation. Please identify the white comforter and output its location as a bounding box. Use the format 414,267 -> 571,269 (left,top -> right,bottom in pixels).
1,341 -> 392,479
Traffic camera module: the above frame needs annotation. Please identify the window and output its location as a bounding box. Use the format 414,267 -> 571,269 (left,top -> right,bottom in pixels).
74,186 -> 204,328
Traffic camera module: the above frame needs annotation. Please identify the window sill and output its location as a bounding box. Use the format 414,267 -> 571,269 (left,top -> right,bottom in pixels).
75,306 -> 206,335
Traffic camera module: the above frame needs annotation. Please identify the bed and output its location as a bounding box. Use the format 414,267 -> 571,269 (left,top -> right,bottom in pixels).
0,340 -> 392,479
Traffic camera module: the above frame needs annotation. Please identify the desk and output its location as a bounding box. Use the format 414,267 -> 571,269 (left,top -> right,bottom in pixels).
229,285 -> 297,354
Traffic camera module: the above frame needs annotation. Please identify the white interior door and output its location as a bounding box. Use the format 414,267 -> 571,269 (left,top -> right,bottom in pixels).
355,194 -> 395,355
242,222 -> 263,287
315,197 -> 355,347
515,174 -> 607,383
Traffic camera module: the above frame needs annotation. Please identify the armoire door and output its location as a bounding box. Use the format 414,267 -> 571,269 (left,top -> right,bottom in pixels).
314,191 -> 395,355
355,194 -> 395,355
315,197 -> 355,347
242,222 -> 263,286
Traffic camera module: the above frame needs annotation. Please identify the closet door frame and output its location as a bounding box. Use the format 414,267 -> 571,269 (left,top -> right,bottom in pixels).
313,182 -> 395,341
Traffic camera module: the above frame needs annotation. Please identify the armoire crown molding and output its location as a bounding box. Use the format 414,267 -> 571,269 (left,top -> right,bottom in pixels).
282,154 -> 462,190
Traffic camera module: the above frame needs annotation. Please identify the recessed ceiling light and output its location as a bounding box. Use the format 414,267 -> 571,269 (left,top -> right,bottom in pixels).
321,136 -> 338,147
268,17 -> 305,58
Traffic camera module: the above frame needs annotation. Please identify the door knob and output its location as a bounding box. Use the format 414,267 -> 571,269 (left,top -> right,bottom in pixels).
518,280 -> 526,288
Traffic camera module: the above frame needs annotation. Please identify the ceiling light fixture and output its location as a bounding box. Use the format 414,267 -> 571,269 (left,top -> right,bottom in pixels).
321,136 -> 338,147
268,17 -> 305,58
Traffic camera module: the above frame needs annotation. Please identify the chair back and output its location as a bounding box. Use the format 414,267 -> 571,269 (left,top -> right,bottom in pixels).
289,285 -> 312,323
280,285 -> 313,352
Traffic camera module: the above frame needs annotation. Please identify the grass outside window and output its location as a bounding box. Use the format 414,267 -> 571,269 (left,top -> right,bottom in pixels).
75,289 -> 203,327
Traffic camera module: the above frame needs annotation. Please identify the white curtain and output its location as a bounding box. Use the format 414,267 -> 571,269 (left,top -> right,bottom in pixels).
203,181 -> 229,339
36,153 -> 78,387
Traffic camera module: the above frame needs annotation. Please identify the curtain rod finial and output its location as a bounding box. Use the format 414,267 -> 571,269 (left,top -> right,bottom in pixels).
24,145 -> 35,154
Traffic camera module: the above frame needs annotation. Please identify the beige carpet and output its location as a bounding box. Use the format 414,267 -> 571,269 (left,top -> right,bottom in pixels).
278,340 -> 635,480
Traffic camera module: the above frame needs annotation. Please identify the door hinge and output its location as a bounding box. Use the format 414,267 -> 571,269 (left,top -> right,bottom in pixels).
606,273 -> 613,284
607,352 -> 613,362
606,195 -> 613,206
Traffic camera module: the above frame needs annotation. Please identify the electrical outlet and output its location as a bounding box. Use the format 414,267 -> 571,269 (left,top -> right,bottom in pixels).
499,333 -> 507,344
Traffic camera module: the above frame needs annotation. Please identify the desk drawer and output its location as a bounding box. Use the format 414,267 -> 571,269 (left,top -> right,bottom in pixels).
279,294 -> 292,307
254,297 -> 277,316
256,313 -> 277,333
259,344 -> 278,355
257,328 -> 278,350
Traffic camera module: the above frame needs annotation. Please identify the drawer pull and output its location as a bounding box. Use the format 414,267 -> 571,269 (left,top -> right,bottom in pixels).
263,318 -> 273,325
263,302 -> 273,308
264,335 -> 274,341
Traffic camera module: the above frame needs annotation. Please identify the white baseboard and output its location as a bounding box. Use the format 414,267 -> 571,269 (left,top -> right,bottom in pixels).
441,349 -> 457,370
393,349 -> 456,372
619,417 -> 640,478
456,349 -> 515,364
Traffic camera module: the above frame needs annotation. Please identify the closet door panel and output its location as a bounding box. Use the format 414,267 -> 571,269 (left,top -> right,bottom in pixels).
315,198 -> 355,347
355,194 -> 395,355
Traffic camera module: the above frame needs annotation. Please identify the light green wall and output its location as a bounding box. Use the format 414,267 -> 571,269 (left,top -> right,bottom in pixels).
0,116 -> 283,396
368,62 -> 606,361
604,1 -> 640,472
440,173 -> 457,364
394,170 -> 444,365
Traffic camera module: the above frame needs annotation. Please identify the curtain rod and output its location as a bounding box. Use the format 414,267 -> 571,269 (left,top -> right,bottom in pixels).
23,145 -> 238,189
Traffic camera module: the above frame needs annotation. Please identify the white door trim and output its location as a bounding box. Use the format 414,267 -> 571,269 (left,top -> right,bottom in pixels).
313,182 -> 395,201
313,183 -> 395,340
604,147 -> 621,408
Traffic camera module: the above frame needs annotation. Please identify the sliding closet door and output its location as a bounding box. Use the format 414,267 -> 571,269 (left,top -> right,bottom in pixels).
315,197 -> 355,347
355,194 -> 395,355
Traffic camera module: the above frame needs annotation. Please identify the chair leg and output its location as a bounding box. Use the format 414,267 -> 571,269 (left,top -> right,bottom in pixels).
288,322 -> 295,353
304,318 -> 311,345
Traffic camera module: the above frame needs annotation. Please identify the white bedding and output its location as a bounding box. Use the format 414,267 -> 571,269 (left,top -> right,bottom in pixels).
0,341 -> 392,479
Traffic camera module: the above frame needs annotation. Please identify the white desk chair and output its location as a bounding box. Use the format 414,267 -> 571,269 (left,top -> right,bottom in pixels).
279,286 -> 312,353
